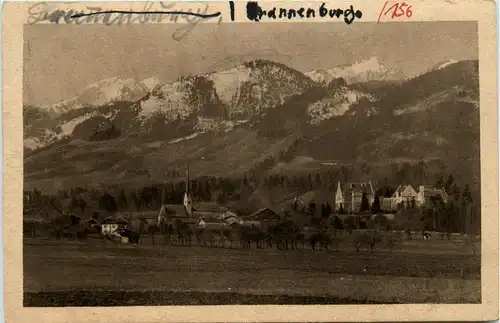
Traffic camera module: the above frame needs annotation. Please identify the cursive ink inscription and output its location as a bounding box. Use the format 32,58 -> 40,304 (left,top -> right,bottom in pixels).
161,2 -> 223,41
27,2 -> 222,41
71,10 -> 220,20
246,1 -> 362,24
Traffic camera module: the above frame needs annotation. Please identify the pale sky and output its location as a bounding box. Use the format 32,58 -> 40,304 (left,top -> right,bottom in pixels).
24,21 -> 478,106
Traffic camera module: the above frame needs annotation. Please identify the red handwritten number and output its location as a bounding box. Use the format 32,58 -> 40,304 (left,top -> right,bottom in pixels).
406,5 -> 413,17
378,1 -> 413,23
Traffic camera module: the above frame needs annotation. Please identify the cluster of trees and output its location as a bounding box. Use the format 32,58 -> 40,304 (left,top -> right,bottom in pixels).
292,200 -> 334,218
24,175 -> 248,217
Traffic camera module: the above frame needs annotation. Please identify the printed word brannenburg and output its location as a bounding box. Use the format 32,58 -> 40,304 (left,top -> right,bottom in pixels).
245,1 -> 363,24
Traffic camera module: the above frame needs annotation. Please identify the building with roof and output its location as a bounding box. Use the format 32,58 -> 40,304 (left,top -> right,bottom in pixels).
100,216 -> 129,235
381,184 -> 418,212
221,211 -> 239,225
239,207 -> 282,229
380,184 -> 449,212
157,165 -> 196,226
334,181 -> 375,213
157,166 -> 238,228
197,217 -> 227,230
158,204 -> 189,221
418,185 -> 449,206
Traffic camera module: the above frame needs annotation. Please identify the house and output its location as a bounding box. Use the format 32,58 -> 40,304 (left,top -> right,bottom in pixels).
240,208 -> 281,229
197,218 -> 227,230
334,181 -> 375,213
221,211 -> 239,225
380,185 -> 449,212
248,208 -> 281,221
100,216 -> 129,235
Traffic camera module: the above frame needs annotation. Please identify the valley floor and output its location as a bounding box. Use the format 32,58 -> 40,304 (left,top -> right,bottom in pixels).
23,237 -> 480,306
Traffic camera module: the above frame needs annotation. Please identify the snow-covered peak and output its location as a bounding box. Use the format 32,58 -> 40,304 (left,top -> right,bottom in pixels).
140,76 -> 162,92
432,59 -> 459,71
46,76 -> 150,115
207,65 -> 252,106
334,56 -> 386,77
305,69 -> 335,85
306,57 -> 404,85
78,76 -> 148,106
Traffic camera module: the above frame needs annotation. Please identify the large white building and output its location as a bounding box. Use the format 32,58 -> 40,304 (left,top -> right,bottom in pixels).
381,184 -> 449,212
334,181 -> 375,213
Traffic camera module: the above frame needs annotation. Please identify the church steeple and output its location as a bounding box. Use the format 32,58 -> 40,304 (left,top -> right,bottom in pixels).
183,164 -> 193,217
335,181 -> 344,213
186,164 -> 191,193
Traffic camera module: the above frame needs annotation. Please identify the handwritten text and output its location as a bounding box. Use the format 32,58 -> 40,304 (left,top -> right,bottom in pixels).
378,1 -> 413,23
245,1 -> 363,24
27,2 -> 222,41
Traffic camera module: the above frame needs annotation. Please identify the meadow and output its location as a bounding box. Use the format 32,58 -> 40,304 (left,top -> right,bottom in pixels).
23,235 -> 480,306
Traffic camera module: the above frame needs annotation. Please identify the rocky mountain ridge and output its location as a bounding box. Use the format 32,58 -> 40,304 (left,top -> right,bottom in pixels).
23,58 -> 480,193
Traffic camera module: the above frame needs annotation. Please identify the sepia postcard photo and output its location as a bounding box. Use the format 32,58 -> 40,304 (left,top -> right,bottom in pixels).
2,1 -> 499,322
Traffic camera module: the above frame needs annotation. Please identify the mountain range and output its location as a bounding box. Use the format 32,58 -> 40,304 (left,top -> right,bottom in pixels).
23,57 -> 480,193
305,57 -> 405,85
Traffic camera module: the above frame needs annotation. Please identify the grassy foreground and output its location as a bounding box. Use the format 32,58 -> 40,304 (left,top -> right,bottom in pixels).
23,237 -> 480,306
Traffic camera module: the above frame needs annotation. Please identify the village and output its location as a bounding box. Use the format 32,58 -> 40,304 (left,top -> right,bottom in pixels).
23,166 -> 478,252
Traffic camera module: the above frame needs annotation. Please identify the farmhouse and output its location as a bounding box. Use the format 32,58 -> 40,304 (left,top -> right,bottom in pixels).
240,207 -> 281,229
100,216 -> 129,235
334,181 -> 375,213
197,218 -> 227,230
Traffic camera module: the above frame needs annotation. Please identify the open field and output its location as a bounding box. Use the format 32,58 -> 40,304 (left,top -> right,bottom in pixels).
24,237 -> 480,306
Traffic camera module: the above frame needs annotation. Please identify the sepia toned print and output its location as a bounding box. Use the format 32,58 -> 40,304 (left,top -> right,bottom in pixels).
22,19 -> 482,306
3,1 -> 498,322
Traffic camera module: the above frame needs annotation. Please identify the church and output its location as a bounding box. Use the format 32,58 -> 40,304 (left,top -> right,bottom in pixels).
157,166 -> 236,229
